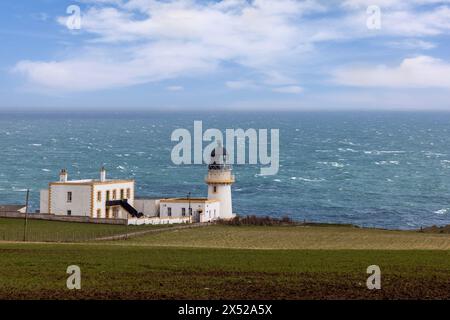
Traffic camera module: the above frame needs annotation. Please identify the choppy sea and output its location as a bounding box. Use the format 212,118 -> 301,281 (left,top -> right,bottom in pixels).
1,111 -> 450,230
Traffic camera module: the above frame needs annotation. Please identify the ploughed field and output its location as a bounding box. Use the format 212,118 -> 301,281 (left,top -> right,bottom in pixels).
1,223 -> 450,299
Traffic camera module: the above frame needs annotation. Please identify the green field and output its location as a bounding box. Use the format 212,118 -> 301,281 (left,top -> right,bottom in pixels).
121,225 -> 450,250
1,220 -> 450,299
0,243 -> 449,299
0,217 -> 170,242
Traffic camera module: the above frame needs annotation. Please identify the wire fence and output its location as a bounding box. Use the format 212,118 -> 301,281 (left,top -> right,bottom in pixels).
0,228 -> 130,243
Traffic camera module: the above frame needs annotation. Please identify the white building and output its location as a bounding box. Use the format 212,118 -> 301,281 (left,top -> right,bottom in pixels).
40,167 -> 138,219
205,142 -> 235,219
131,143 -> 235,224
39,143 -> 236,224
159,198 -> 221,223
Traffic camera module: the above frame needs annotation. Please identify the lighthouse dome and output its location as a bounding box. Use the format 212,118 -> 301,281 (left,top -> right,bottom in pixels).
209,142 -> 231,170
210,146 -> 227,158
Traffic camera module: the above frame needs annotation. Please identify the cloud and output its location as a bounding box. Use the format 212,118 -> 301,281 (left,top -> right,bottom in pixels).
386,39 -> 436,50
12,0 -> 450,93
15,0 -> 317,92
225,80 -> 259,90
333,56 -> 450,88
166,85 -> 184,91
342,0 -> 450,10
13,45 -> 216,91
272,86 -> 304,94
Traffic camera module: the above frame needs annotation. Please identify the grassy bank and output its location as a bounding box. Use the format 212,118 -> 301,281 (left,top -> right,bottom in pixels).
0,242 -> 449,299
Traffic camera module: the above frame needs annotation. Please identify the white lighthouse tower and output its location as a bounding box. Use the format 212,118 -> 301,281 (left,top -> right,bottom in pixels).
206,141 -> 235,220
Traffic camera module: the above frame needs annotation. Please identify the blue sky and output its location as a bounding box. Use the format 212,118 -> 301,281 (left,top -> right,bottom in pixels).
1,0 -> 450,111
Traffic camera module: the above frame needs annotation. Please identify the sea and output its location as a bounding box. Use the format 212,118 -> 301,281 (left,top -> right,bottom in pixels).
1,111 -> 450,230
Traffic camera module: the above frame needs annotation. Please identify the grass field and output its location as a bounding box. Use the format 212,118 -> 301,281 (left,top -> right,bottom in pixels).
1,221 -> 450,299
0,243 -> 449,299
122,225 -> 450,250
0,217 -> 169,242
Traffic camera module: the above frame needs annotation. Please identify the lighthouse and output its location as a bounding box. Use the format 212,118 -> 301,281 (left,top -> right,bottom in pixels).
206,141 -> 235,219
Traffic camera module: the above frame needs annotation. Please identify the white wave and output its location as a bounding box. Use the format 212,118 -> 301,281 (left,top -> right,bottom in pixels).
254,174 -> 267,178
339,140 -> 360,146
338,148 -> 358,153
434,208 -> 448,215
30,144 -> 42,147
364,150 -> 405,155
41,169 -> 51,172
422,151 -> 446,157
273,179 -> 282,182
318,161 -> 345,168
375,161 -> 400,165
296,177 -> 325,182
440,160 -> 450,168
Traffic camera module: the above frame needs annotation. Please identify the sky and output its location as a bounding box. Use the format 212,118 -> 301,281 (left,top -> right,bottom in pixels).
1,0 -> 450,111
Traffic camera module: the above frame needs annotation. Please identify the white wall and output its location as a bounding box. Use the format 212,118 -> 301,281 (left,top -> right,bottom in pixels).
206,170 -> 234,219
159,200 -> 220,223
50,184 -> 92,217
92,182 -> 134,218
40,189 -> 49,213
134,199 -> 160,217
128,217 -> 190,225
200,201 -> 220,223
208,184 -> 233,219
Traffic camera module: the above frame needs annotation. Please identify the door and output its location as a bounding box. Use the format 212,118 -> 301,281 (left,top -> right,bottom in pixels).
193,210 -> 201,223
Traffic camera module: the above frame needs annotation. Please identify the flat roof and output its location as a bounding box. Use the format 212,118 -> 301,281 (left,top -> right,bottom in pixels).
0,205 -> 26,211
50,179 -> 134,186
160,198 -> 220,203
135,196 -> 171,200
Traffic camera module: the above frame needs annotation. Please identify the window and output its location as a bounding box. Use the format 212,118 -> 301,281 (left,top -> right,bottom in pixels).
112,190 -> 117,200
126,188 -> 131,199
67,192 -> 72,203
213,186 -> 217,193
106,190 -> 110,201
189,208 -> 193,216
182,208 -> 186,216
97,191 -> 102,202
67,210 -> 72,216
168,207 -> 172,217
106,208 -> 110,219
97,209 -> 101,218
120,189 -> 124,200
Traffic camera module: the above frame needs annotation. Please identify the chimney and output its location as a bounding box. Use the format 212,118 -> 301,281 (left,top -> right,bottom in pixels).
100,166 -> 106,182
59,169 -> 68,182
